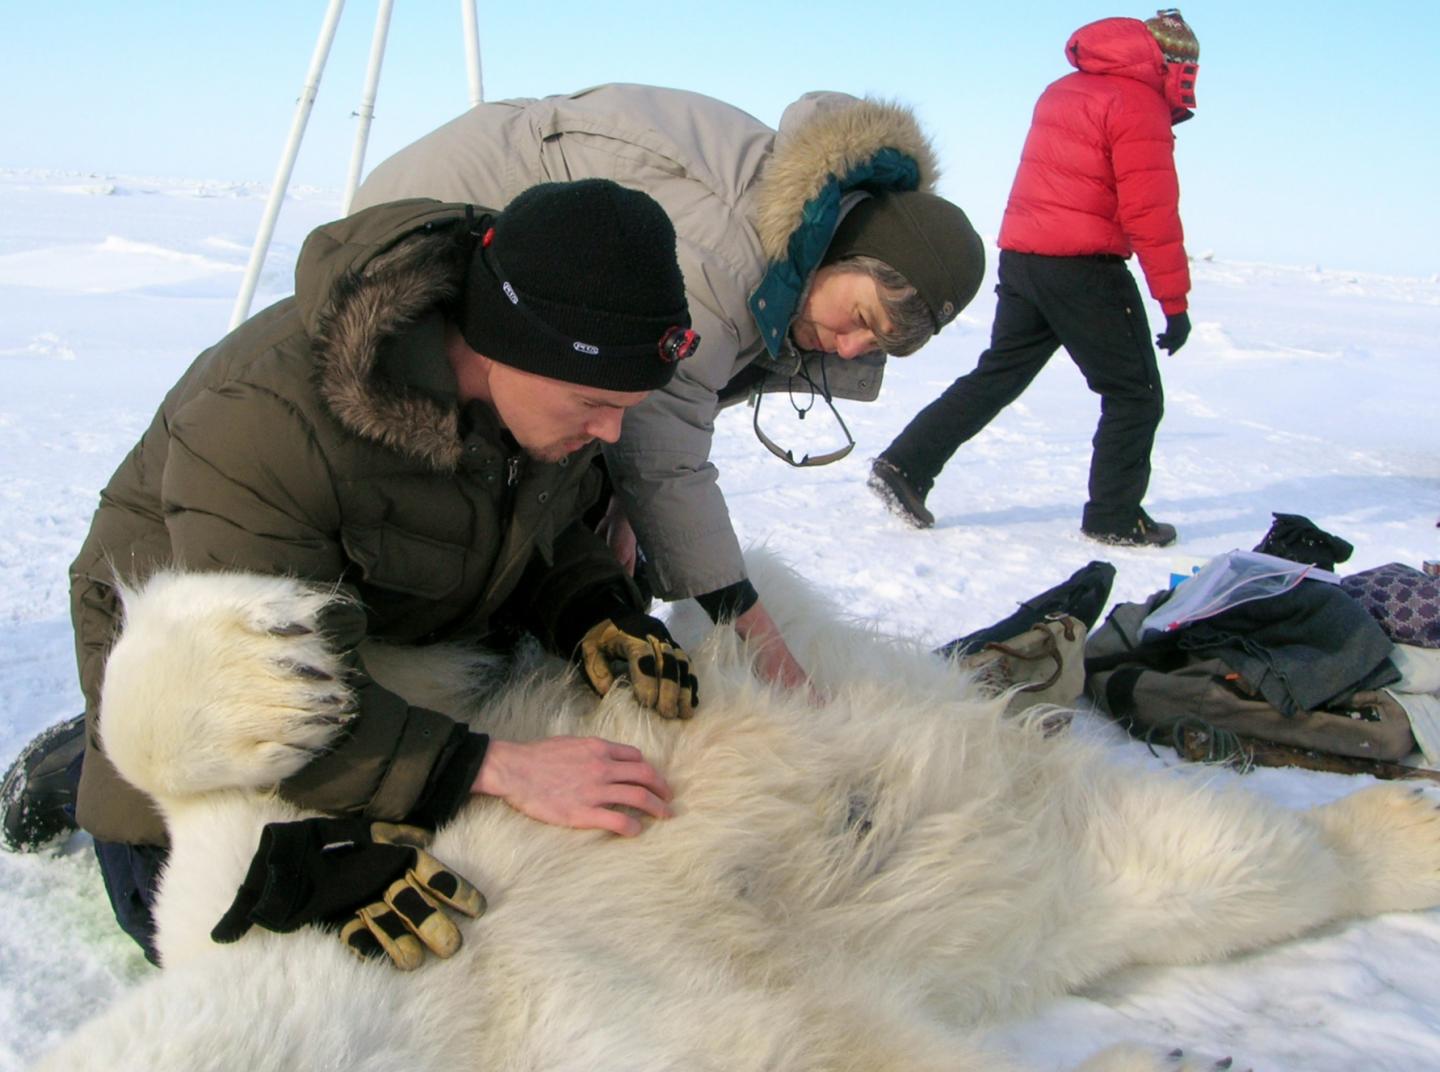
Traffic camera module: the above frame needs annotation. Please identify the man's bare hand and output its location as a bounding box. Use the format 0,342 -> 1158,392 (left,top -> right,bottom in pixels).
472,736 -> 673,836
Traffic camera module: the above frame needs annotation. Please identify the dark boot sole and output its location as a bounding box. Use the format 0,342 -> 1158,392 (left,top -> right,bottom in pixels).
1082,527 -> 1178,548
868,463 -> 935,529
1,714 -> 86,853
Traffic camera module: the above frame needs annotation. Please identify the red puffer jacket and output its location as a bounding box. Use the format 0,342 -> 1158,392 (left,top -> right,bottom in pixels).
998,17 -> 1190,314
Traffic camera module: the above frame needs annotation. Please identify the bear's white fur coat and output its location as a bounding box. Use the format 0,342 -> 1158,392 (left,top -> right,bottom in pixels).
34,554 -> 1440,1071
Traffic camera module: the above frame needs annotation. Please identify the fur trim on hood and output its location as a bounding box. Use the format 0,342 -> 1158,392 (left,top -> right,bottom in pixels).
304,211 -> 474,470
752,98 -> 939,263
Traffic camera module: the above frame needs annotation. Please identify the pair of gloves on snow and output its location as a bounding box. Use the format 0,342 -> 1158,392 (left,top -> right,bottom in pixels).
213,610 -> 697,970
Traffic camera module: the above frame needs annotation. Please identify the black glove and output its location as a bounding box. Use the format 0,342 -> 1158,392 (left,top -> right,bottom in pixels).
578,610 -> 699,719
1253,512 -> 1354,571
212,817 -> 486,971
1155,311 -> 1191,354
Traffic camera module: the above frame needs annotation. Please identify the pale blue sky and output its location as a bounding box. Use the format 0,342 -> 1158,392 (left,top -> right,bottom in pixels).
4,1 -> 1437,275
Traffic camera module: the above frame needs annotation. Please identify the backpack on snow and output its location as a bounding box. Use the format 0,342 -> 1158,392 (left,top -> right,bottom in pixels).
937,561 -> 1116,716
1085,585 -> 1415,766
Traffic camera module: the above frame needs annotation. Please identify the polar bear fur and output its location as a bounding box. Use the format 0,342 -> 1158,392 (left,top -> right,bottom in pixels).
34,553 -> 1440,1072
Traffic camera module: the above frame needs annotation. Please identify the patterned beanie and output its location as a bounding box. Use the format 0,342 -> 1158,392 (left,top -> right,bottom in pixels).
460,179 -> 696,393
1145,8 -> 1199,63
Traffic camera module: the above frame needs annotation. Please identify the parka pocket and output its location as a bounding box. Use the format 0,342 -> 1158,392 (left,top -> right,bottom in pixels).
340,523 -> 468,601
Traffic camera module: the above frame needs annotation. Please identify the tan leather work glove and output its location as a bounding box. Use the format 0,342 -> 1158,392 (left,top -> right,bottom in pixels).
578,610 -> 699,719
212,817 -> 486,971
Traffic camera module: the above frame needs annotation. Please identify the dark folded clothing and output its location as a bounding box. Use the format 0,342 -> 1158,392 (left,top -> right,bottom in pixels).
1176,579 -> 1397,717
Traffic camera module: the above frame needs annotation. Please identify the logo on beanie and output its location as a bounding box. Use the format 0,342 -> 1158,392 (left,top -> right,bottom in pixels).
659,326 -> 699,364
461,181 -> 694,392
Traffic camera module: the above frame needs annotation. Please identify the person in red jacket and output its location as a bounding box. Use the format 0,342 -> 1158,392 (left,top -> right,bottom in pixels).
869,10 -> 1199,547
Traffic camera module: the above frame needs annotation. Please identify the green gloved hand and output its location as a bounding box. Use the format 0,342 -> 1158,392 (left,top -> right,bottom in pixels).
578,610 -> 699,719
212,817 -> 486,971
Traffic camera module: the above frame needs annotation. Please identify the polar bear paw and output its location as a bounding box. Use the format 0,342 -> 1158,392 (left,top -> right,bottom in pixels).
1073,1044 -> 1249,1072
1312,782 -> 1440,916
99,570 -> 355,802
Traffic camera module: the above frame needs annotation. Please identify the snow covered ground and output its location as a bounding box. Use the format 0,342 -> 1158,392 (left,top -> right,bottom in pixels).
0,168 -> 1436,1070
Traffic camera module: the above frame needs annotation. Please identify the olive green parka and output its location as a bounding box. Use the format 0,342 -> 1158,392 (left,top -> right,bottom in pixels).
71,199 -> 633,845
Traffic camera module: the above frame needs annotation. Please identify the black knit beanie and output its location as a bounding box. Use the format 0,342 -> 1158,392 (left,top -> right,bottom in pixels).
460,179 -> 695,392
821,191 -> 986,333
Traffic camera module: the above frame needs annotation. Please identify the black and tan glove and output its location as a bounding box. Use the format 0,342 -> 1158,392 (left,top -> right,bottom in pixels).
578,610 -> 699,719
211,817 -> 486,971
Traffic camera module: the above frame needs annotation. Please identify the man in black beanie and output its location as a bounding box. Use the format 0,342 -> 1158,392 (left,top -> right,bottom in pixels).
3,179 -> 705,968
351,84 -> 986,696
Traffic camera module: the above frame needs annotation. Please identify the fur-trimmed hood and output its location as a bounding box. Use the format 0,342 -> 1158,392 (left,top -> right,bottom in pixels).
745,94 -> 940,358
296,198 -> 477,470
752,94 -> 939,263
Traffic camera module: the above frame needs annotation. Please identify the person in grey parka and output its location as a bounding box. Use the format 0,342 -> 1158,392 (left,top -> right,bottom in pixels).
354,83 -> 987,689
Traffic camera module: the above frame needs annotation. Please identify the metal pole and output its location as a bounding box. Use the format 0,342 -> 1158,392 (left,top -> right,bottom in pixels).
462,0 -> 484,106
340,0 -> 394,215
230,0 -> 346,330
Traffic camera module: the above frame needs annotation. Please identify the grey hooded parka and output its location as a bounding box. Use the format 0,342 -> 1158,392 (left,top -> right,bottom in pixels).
353,83 -> 941,602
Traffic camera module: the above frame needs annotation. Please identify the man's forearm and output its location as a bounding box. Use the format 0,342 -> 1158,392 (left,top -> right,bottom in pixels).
733,597 -> 810,691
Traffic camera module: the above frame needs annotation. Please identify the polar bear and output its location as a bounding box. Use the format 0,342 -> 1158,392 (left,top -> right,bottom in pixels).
32,554 -> 1440,1072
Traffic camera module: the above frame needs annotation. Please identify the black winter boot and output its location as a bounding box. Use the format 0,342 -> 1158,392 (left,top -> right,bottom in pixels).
1082,509 -> 1178,548
868,458 -> 935,529
1,713 -> 86,852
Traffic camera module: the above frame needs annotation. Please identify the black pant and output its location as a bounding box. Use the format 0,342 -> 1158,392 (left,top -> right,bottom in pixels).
62,748 -> 166,965
881,251 -> 1164,531
94,838 -> 166,965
